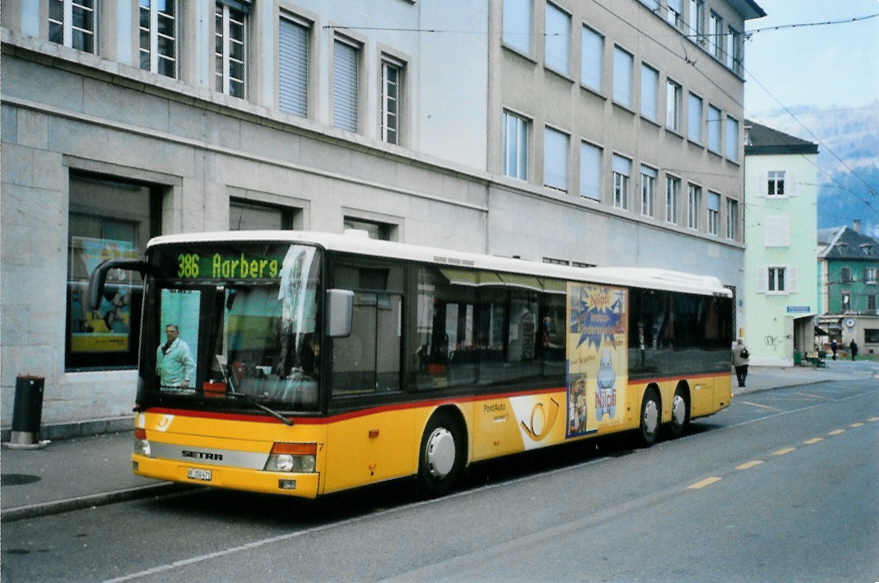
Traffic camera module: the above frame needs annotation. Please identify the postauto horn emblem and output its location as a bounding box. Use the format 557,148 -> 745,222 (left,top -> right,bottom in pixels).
520,398 -> 560,441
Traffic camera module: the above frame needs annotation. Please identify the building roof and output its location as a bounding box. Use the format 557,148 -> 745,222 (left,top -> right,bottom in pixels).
818,226 -> 879,260
744,120 -> 819,155
732,0 -> 767,20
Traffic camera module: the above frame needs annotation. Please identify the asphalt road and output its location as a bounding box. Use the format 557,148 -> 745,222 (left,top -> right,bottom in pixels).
2,380 -> 877,583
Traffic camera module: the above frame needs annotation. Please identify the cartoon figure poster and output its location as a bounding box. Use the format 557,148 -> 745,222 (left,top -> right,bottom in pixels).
566,283 -> 628,437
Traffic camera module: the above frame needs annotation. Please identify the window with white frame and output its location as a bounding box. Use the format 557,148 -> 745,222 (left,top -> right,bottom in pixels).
841,291 -> 851,311
725,116 -> 739,161
49,0 -> 97,53
640,63 -> 658,121
381,55 -> 404,145
689,0 -> 705,44
666,0 -> 682,28
139,0 -> 177,77
581,25 -> 603,92
709,11 -> 722,60
707,191 -> 720,235
865,267 -> 878,284
544,127 -> 569,191
726,198 -> 738,239
687,92 -> 703,143
640,165 -> 656,217
545,3 -> 570,75
333,37 -> 360,133
768,170 -> 786,196
580,141 -> 602,200
279,14 -> 310,117
707,105 -> 722,153
503,110 -> 529,181
868,294 -> 877,311
503,0 -> 531,55
666,175 -> 680,223
727,26 -> 741,74
612,155 -> 631,210
687,184 -> 701,229
666,79 -> 681,131
768,266 -> 786,293
840,266 -> 852,283
612,46 -> 633,108
215,1 -> 247,98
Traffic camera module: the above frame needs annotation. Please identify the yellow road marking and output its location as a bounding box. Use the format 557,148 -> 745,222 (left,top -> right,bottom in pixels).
828,429 -> 845,436
736,460 -> 764,470
688,477 -> 722,490
868,417 -> 879,422
850,422 -> 864,428
772,447 -> 796,456
803,437 -> 823,445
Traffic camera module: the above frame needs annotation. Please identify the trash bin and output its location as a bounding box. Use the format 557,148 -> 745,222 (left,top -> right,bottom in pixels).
9,376 -> 45,446
793,351 -> 803,366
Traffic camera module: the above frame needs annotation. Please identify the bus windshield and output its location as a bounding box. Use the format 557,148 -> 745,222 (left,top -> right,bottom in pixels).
139,243 -> 322,412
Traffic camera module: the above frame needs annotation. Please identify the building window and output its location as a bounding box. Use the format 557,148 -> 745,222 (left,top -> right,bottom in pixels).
768,170 -> 786,196
666,175 -> 680,224
727,26 -> 741,74
580,141 -> 602,200
726,198 -> 738,239
865,267 -> 878,284
709,11 -> 722,60
581,25 -> 603,92
49,0 -> 97,53
768,267 -> 786,292
689,0 -> 705,44
139,0 -> 177,77
707,191 -> 720,235
381,56 -> 404,145
503,0 -> 531,55
66,173 -> 159,370
279,14 -> 310,117
687,93 -> 703,143
687,184 -> 702,229
725,116 -> 739,161
840,266 -> 852,283
666,79 -> 681,131
344,217 -> 396,240
215,1 -> 247,98
333,37 -> 360,132
545,3 -> 570,75
612,154 -> 632,210
707,105 -> 722,153
640,165 -> 656,217
612,46 -> 633,108
641,63 -> 658,121
841,291 -> 851,311
503,111 -> 529,181
544,127 -> 569,191
666,0 -> 682,28
868,295 -> 877,312
229,199 -> 295,230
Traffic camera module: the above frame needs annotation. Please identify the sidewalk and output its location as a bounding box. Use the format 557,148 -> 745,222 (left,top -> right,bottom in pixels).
2,362 -> 877,522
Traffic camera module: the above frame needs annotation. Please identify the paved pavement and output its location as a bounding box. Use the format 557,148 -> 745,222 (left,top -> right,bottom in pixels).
2,360 -> 876,522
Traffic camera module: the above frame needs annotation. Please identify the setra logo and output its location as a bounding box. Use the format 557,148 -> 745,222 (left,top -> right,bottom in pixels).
181,450 -> 224,461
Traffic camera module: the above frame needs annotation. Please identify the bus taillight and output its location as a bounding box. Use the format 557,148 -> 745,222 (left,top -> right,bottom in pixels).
264,442 -> 317,473
134,428 -> 151,457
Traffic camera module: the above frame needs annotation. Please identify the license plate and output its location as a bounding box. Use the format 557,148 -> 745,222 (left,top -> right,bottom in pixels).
187,468 -> 212,481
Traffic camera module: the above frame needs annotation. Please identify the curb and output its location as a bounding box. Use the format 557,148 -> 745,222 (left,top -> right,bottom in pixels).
0,482 -> 193,523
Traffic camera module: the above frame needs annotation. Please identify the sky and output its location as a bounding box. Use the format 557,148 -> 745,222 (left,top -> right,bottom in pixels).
743,0 -> 879,115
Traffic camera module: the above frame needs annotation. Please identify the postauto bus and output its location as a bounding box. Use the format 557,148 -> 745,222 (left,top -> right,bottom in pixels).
89,230 -> 733,498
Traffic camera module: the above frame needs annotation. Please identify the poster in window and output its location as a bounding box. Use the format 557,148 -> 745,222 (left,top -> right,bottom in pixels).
566,283 -> 628,437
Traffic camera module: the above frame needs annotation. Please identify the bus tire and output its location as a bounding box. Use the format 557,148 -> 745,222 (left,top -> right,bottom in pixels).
669,385 -> 690,438
417,410 -> 465,498
638,388 -> 661,447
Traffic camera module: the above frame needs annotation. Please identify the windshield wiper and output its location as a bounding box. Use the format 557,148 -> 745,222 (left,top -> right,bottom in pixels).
228,391 -> 294,426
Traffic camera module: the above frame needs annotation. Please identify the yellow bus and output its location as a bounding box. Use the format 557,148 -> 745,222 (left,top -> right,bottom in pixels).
90,231 -> 734,498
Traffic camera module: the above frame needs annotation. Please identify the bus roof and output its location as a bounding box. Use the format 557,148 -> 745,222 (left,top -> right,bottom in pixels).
147,230 -> 732,298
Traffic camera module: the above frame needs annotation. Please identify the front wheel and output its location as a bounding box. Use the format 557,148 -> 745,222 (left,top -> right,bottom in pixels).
639,389 -> 661,447
417,411 -> 465,497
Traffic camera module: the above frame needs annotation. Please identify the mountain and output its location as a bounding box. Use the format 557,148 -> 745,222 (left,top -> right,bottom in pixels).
749,101 -> 879,239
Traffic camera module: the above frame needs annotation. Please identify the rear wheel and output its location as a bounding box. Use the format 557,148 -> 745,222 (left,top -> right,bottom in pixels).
639,389 -> 661,447
417,411 -> 465,497
669,386 -> 689,438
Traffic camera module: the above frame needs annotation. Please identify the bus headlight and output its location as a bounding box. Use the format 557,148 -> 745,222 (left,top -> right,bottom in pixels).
264,442 -> 316,473
134,428 -> 151,457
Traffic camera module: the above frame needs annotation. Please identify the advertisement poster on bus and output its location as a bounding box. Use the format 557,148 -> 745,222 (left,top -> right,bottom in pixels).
566,283 -> 628,437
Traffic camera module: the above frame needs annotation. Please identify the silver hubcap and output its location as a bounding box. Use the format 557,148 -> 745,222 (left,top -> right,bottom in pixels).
425,427 -> 456,478
643,399 -> 659,435
672,394 -> 686,427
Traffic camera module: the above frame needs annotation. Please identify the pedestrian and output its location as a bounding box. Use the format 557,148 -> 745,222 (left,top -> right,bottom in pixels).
849,339 -> 858,361
157,324 -> 196,389
830,339 -> 838,360
732,338 -> 750,388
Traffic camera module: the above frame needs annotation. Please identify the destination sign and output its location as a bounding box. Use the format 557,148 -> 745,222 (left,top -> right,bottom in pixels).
177,252 -> 281,280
